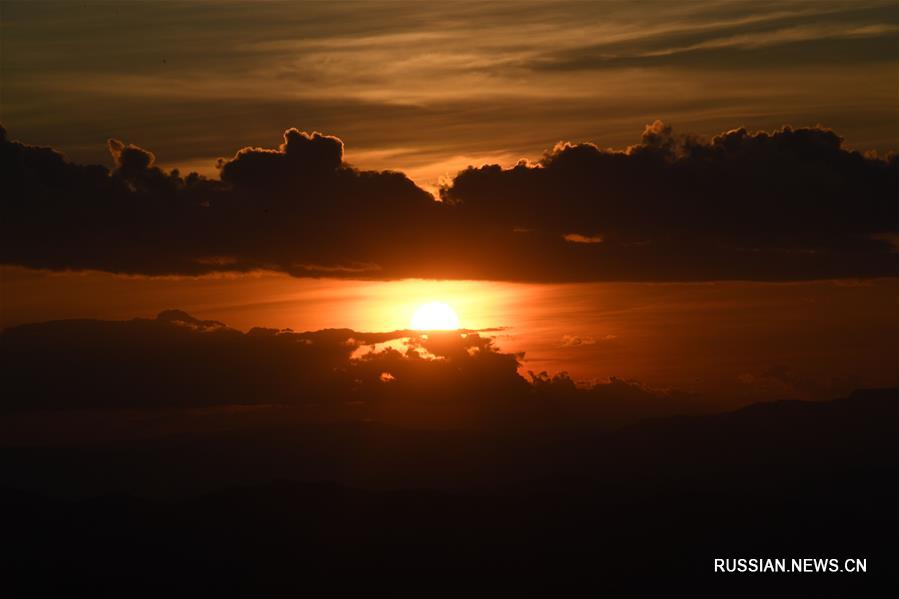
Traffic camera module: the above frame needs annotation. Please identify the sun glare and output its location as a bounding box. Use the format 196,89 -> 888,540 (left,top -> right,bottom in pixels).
410,302 -> 460,330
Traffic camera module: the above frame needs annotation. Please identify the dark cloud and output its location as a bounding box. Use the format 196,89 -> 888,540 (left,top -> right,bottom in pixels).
1,122 -> 896,281
0,311 -> 709,428
441,121 -> 898,280
219,129 -> 345,187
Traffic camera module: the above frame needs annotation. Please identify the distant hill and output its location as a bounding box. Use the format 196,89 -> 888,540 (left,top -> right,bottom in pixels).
3,389 -> 896,593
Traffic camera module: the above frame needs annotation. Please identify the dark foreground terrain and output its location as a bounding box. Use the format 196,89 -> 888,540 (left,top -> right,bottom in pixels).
3,388 -> 896,595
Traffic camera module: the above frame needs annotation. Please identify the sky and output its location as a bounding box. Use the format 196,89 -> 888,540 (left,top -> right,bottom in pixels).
3,4 -> 898,590
1,0 -> 897,404
2,1 -> 897,190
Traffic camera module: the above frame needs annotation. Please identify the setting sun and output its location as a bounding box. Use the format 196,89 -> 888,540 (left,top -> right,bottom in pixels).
410,302 -> 460,331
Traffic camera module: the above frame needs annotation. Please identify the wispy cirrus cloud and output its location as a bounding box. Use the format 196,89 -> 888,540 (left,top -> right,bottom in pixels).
2,0 -> 896,190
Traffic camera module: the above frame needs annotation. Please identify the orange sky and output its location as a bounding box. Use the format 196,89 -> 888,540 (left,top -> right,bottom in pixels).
1,1 -> 896,406
3,266 -> 895,403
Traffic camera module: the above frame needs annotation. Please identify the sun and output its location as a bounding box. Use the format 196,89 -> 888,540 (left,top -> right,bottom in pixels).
411,302 -> 460,330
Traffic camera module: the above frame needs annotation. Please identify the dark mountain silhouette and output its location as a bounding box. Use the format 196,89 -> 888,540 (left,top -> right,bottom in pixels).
3,387 -> 896,594
2,313 -> 895,593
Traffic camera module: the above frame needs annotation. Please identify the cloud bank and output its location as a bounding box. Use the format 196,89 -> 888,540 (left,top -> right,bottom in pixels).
1,311 -> 708,428
1,122 -> 896,281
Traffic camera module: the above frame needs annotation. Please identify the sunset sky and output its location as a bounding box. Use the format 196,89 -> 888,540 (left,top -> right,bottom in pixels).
4,1 -> 897,185
1,0 -> 897,405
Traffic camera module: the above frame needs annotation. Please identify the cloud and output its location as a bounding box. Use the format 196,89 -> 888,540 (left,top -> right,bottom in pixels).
5,0 -> 897,187
530,3 -> 898,72
218,129 -> 345,187
1,122 -> 896,281
0,311 -> 709,428
440,121 -> 898,280
563,233 -> 603,244
561,334 -> 618,347
562,335 -> 597,347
